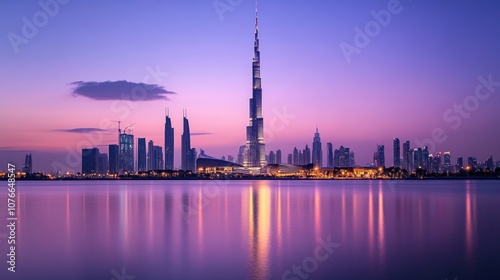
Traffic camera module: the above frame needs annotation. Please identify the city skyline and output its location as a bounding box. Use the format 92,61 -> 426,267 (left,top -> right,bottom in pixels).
1,0 -> 500,172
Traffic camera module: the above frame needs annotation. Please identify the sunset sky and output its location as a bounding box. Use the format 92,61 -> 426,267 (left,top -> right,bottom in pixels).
1,0 -> 500,172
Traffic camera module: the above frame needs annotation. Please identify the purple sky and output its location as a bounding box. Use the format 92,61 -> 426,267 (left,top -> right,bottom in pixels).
1,0 -> 500,172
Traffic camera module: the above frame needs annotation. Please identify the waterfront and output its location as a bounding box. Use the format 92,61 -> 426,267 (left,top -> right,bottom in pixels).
1,180 -> 499,279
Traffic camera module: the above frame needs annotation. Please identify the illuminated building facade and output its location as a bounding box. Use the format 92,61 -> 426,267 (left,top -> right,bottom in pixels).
164,113 -> 174,170
244,1 -> 266,168
119,133 -> 134,173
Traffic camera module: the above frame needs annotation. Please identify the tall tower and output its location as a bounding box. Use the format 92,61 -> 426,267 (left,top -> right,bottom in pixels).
181,110 -> 196,172
393,138 -> 400,168
244,0 -> 266,168
138,137 -> 146,171
164,109 -> 174,170
119,130 -> 134,174
312,127 -> 323,167
22,153 -> 32,174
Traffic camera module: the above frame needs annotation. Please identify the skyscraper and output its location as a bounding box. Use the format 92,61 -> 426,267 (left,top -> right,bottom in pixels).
376,145 -> 385,168
147,140 -> 154,171
327,143 -> 333,168
276,149 -> 282,164
304,145 -> 311,165
82,148 -> 99,174
119,131 -> 134,173
97,153 -> 108,174
403,141 -> 410,170
108,144 -> 119,174
164,112 -> 174,170
269,151 -> 276,164
393,138 -> 401,168
457,157 -> 464,169
237,145 -> 245,165
293,147 -> 299,165
444,151 -> 451,171
312,128 -> 323,167
22,153 -> 32,174
152,145 -> 163,170
138,137 -> 146,172
181,112 -> 196,172
244,1 -> 266,168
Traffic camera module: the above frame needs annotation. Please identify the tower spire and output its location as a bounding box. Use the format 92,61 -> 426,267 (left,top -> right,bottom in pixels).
255,0 -> 258,31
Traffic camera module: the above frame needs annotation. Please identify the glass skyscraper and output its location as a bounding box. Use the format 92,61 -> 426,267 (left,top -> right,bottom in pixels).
164,113 -> 174,170
244,1 -> 266,168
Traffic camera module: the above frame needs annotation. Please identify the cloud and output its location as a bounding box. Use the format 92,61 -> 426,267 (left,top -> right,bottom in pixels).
53,128 -> 111,133
70,80 -> 175,101
191,132 -> 214,136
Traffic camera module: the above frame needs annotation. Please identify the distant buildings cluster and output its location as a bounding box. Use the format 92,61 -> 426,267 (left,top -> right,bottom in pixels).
80,112 -> 196,176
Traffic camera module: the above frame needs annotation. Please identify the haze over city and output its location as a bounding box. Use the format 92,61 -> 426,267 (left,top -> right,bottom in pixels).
1,0 -> 500,172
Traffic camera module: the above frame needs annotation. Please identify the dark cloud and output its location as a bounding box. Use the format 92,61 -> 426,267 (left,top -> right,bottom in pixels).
191,132 -> 214,136
53,128 -> 111,133
70,80 -> 175,101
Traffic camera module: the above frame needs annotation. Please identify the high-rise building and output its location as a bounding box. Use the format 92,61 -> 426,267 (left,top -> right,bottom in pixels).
276,149 -> 282,164
287,154 -> 292,164
403,141 -> 410,170
486,156 -> 494,170
298,150 -> 304,165
147,140 -> 154,171
468,157 -> 477,168
152,145 -> 163,170
228,155 -> 234,163
138,138 -> 146,172
312,128 -> 323,167
181,112 -> 196,172
164,112 -> 174,170
393,138 -> 401,168
344,147 -> 351,167
422,146 -> 430,170
269,151 -> 276,164
22,153 -> 32,174
119,132 -> 134,173
293,147 -> 299,165
244,2 -> 266,168
444,151 -> 451,171
327,143 -> 333,168
376,145 -> 385,168
97,153 -> 108,174
304,145 -> 311,165
457,157 -> 464,169
237,145 -> 245,165
349,151 -> 355,167
413,148 -> 423,169
82,148 -> 99,174
108,144 -> 119,174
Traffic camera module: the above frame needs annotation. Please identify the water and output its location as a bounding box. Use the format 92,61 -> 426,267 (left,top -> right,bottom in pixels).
0,180 -> 499,280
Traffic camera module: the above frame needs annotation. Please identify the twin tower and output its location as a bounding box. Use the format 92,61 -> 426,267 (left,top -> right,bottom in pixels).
164,109 -> 196,172
166,1 -> 265,171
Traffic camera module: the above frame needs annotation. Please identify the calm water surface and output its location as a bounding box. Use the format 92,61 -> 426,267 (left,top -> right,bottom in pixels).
1,180 -> 499,280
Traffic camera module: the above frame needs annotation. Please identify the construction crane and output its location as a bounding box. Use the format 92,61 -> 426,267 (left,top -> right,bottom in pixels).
109,120 -> 121,134
123,123 -> 135,135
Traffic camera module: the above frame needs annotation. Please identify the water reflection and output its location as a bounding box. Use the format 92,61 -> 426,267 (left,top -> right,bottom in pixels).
465,181 -> 476,266
1,180 -> 494,280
